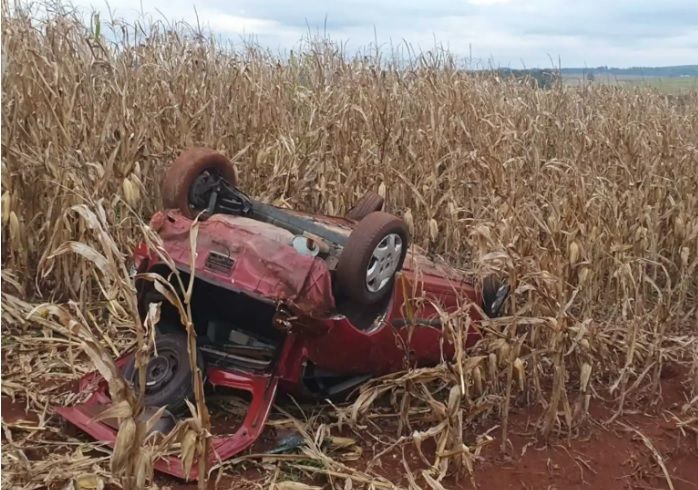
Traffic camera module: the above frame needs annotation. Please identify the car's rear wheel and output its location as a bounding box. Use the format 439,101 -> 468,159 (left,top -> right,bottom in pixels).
335,212 -> 409,305
346,191 -> 384,221
161,147 -> 238,218
121,331 -> 203,414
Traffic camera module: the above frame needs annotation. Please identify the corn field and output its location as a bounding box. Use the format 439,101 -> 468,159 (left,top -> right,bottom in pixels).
1,2 -> 697,489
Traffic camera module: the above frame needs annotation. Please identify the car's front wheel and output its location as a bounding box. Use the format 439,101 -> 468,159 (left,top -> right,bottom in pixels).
335,212 -> 409,305
481,274 -> 509,317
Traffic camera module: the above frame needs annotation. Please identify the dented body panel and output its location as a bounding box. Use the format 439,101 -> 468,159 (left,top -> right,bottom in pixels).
148,210 -> 336,317
59,209 -> 486,481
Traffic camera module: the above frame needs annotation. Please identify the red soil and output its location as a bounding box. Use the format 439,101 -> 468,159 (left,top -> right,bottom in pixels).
2,366 -> 696,489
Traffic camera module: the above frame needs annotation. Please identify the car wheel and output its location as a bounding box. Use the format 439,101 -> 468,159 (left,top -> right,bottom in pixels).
161,147 -> 238,218
335,212 -> 409,305
346,191 -> 385,221
121,332 -> 203,414
482,274 -> 509,317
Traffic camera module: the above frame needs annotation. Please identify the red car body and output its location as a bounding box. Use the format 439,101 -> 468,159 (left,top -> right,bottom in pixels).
58,207 -> 485,480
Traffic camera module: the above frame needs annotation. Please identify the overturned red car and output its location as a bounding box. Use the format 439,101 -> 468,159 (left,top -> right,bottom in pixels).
58,148 -> 509,479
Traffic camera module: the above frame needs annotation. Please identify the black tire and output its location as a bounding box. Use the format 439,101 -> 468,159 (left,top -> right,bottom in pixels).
335,212 -> 409,305
121,332 -> 204,414
481,274 -> 509,317
346,191 -> 384,221
161,147 -> 238,218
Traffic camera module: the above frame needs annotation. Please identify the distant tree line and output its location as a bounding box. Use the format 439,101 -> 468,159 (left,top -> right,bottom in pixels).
485,68 -> 562,90
469,65 -> 697,90
561,65 -> 698,77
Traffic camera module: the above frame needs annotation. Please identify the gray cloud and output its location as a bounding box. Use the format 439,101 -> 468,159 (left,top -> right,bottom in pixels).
503,2 -> 698,40
74,0 -> 698,67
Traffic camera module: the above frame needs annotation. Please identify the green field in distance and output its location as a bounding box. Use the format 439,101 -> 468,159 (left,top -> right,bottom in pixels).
562,74 -> 698,94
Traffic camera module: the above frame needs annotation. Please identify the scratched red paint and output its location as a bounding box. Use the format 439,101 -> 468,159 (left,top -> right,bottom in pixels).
59,208 -> 488,481
152,210 -> 336,317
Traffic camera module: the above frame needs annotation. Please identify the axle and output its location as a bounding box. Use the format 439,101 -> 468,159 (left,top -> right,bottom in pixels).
190,173 -> 348,247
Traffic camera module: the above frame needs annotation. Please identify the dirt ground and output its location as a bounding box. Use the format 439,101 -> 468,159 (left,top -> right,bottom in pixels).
2,367 -> 696,489
334,366 -> 698,490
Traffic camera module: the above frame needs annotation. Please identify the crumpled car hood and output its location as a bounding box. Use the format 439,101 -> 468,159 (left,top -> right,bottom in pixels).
149,210 -> 336,318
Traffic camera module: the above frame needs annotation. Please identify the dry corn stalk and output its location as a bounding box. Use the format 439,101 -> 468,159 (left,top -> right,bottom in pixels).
1,2 -> 697,488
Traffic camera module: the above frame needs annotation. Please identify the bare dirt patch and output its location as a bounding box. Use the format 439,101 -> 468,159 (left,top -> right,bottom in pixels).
146,366 -> 697,489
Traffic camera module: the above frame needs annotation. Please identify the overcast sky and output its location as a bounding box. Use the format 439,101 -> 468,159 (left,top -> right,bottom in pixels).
74,0 -> 698,67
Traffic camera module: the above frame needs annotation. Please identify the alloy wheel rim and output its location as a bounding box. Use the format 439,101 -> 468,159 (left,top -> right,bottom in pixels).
366,233 -> 402,292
